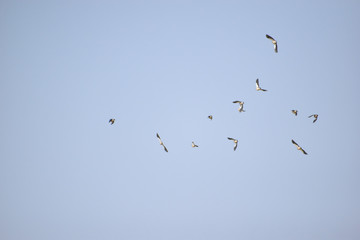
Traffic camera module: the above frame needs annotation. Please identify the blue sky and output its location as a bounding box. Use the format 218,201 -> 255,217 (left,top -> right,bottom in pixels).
1,0 -> 360,239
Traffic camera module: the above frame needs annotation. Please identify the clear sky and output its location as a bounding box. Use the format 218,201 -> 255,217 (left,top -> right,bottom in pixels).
1,0 -> 360,239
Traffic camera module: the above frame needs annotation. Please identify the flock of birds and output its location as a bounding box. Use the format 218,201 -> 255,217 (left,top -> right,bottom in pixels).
109,34 -> 318,155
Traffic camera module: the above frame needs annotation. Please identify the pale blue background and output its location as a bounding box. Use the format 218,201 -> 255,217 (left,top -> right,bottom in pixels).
1,0 -> 360,239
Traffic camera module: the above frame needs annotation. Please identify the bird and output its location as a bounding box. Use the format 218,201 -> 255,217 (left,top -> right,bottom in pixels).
233,101 -> 245,112
256,78 -> 267,91
308,114 -> 318,123
266,34 -> 278,53
109,119 -> 115,125
156,133 -> 168,152
192,141 -> 199,148
208,115 -> 213,120
291,110 -> 298,116
291,139 -> 308,155
227,137 -> 238,151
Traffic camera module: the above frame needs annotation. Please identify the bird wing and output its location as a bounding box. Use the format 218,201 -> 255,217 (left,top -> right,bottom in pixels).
266,34 -> 275,41
300,148 -> 308,155
313,118 -> 317,123
292,139 -> 299,148
228,137 -> 235,141
256,79 -> 260,88
308,115 -> 314,118
274,43 -> 278,53
163,145 -> 168,152
156,133 -> 160,139
233,101 -> 240,103
234,142 -> 238,151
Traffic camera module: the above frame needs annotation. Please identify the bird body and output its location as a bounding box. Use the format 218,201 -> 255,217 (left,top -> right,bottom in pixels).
256,78 -> 267,91
292,139 -> 307,155
227,137 -> 238,151
308,114 -> 318,123
208,115 -> 213,120
266,34 -> 278,53
156,133 -> 168,152
192,141 -> 199,148
233,101 -> 245,112
109,119 -> 115,125
292,110 -> 298,116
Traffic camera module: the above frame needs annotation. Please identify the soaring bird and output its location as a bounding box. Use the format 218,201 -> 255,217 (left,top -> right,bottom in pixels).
266,34 -> 278,53
109,119 -> 115,125
208,115 -> 213,120
192,141 -> 199,148
291,139 -> 308,155
256,78 -> 267,91
156,133 -> 168,152
308,114 -> 318,123
227,137 -> 238,151
233,101 -> 245,112
291,110 -> 298,116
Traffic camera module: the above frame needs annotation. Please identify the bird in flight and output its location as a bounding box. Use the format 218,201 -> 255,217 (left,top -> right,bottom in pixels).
192,141 -> 199,148
109,119 -> 115,125
266,34 -> 278,53
256,78 -> 267,91
208,115 -> 213,120
227,137 -> 238,151
233,101 -> 245,112
308,114 -> 318,123
291,139 -> 308,155
156,133 -> 168,152
291,110 -> 298,116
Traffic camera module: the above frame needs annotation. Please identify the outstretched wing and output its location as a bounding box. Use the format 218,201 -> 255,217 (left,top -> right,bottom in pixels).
233,101 -> 241,104
266,34 -> 275,41
300,148 -> 308,155
292,139 -> 299,148
228,137 -> 235,141
156,133 -> 161,139
163,145 -> 168,152
256,79 -> 260,88
308,115 -> 314,118
234,142 -> 238,151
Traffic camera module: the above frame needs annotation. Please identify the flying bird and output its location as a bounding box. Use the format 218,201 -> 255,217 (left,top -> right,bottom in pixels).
156,133 -> 168,152
109,119 -> 115,125
291,139 -> 308,155
208,115 -> 213,120
256,78 -> 267,91
291,110 -> 298,116
192,141 -> 199,148
233,101 -> 245,112
266,34 -> 278,53
227,137 -> 238,151
308,114 -> 318,123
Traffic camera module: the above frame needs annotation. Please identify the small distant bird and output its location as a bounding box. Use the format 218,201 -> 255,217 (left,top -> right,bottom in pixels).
308,114 -> 318,123
109,119 -> 115,125
266,34 -> 278,53
156,133 -> 168,152
256,78 -> 267,91
227,137 -> 238,151
233,101 -> 245,112
291,110 -> 298,116
208,115 -> 213,120
192,141 -> 199,148
291,139 -> 308,155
